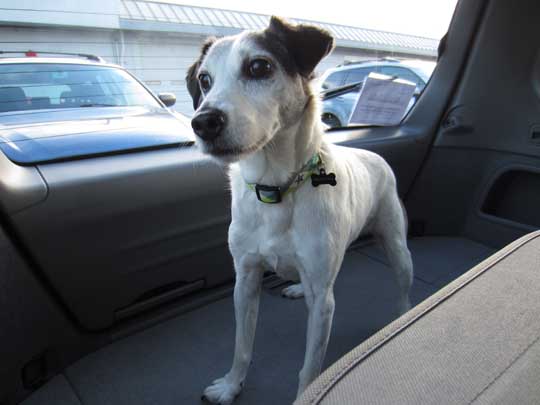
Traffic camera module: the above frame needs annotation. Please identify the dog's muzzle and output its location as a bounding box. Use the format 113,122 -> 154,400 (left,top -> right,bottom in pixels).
191,109 -> 226,141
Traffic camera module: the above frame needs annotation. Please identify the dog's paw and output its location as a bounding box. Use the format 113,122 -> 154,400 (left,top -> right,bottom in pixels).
202,377 -> 242,404
281,283 -> 304,299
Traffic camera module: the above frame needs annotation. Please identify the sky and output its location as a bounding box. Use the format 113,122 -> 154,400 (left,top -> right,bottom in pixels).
159,0 -> 458,39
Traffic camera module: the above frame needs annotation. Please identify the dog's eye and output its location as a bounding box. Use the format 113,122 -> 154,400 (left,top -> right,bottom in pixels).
247,59 -> 272,79
198,73 -> 212,92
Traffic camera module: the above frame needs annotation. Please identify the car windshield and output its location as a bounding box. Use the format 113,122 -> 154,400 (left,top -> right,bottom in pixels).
402,60 -> 437,82
0,63 -> 161,113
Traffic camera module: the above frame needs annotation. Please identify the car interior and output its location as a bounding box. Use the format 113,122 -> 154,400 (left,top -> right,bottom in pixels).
2,0 -> 540,404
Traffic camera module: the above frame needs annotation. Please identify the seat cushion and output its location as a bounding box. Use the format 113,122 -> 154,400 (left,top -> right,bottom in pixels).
296,230 -> 540,405
20,375 -> 81,405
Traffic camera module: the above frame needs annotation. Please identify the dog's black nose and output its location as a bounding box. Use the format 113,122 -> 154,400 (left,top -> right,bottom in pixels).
191,109 -> 226,141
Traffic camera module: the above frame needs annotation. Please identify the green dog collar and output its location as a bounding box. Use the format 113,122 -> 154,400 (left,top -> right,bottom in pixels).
246,153 -> 322,204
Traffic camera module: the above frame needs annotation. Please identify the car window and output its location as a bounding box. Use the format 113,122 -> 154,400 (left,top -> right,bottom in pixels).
0,63 -> 161,113
344,67 -> 375,85
322,71 -> 347,89
379,66 -> 422,85
321,59 -> 439,129
0,2 -> 455,132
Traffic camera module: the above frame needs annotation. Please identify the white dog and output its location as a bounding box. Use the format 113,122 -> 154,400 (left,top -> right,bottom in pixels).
186,16 -> 413,404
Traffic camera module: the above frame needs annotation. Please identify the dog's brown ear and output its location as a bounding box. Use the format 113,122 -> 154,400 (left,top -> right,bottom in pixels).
185,37 -> 216,110
266,16 -> 334,78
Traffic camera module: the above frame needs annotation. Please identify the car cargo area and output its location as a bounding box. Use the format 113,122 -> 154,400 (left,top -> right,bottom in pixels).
5,0 -> 540,404
21,237 -> 495,405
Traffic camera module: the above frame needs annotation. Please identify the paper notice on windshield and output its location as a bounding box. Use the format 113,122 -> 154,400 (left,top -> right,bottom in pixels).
348,73 -> 416,126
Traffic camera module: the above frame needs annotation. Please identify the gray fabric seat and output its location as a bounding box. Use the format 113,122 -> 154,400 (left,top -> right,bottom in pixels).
296,230 -> 540,405
20,375 -> 81,405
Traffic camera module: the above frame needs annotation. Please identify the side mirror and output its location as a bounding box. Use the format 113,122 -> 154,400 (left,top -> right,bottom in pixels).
158,92 -> 176,107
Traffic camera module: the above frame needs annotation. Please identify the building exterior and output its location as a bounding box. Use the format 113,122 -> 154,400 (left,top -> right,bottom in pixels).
0,0 -> 439,116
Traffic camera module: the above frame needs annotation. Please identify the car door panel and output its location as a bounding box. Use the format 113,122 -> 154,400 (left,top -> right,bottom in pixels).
7,146 -> 233,330
406,0 -> 540,248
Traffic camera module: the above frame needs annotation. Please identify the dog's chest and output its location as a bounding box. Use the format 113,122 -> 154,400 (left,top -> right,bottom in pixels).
230,203 -> 301,280
258,235 -> 299,281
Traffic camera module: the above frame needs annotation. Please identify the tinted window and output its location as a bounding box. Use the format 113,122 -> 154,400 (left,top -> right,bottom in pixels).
344,68 -> 374,84
379,66 -> 423,85
0,63 -> 161,113
322,71 -> 347,89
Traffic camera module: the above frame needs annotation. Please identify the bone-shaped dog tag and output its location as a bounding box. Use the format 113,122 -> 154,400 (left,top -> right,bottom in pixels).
311,169 -> 337,187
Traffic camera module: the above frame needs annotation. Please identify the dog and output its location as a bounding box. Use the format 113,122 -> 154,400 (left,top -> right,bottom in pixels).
185,16 -> 414,404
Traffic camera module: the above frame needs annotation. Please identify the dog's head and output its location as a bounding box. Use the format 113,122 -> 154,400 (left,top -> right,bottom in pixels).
186,17 -> 334,162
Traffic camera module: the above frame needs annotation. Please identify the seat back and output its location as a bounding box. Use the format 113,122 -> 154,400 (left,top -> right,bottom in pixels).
0,87 -> 28,112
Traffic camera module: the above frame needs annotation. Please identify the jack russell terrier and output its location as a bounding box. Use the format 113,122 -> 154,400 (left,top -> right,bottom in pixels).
186,16 -> 413,404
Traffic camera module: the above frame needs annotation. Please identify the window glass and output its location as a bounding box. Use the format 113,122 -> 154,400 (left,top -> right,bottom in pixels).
0,1 -> 457,132
321,59 -> 438,129
322,71 -> 347,90
0,64 -> 161,113
344,68 -> 374,85
379,66 -> 422,85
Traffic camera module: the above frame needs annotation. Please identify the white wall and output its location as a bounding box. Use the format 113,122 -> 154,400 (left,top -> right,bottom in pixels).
317,48 -> 379,75
0,26 -> 118,57
0,0 -> 119,28
119,30 -> 204,115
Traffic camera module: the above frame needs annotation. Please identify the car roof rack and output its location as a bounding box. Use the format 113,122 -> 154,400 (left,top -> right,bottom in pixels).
338,57 -> 404,67
0,50 -> 105,62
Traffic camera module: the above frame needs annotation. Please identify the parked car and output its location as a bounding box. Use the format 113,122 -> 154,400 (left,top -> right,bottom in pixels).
320,58 -> 436,127
0,51 -> 192,164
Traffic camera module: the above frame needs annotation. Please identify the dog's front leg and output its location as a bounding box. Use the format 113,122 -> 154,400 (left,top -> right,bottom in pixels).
203,255 -> 263,404
297,281 -> 336,397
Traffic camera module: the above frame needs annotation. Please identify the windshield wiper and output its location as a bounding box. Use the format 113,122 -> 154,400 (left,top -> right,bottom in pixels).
321,81 -> 363,101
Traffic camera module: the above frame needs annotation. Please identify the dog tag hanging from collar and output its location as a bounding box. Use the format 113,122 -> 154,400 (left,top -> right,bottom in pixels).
311,168 -> 337,187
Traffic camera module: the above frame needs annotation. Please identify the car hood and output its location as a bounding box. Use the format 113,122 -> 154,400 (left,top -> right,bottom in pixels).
0,106 -> 195,164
